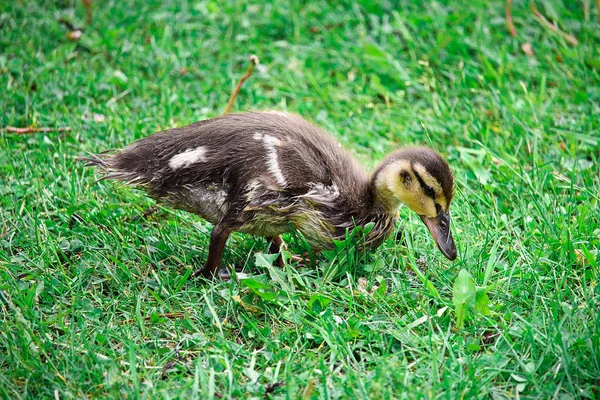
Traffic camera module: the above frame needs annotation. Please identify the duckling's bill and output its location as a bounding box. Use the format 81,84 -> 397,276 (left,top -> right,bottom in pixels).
420,212 -> 457,260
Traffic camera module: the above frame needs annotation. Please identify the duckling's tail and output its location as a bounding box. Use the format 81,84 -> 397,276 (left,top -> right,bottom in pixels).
77,152 -> 113,170
78,152 -> 149,186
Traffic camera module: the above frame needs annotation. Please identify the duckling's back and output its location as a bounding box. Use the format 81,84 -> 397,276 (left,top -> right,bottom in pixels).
82,112 -> 371,237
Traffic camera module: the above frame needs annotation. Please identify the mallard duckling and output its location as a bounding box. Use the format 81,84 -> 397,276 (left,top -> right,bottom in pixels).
82,111 -> 456,278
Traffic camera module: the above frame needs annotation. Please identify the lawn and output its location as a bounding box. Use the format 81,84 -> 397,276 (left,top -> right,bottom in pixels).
1,0 -> 599,398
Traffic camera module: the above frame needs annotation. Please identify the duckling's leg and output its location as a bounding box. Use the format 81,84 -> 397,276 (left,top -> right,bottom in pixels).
268,236 -> 306,267
193,223 -> 232,279
268,236 -> 285,268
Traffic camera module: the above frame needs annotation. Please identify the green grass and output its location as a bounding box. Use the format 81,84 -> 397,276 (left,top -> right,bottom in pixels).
1,0 -> 599,398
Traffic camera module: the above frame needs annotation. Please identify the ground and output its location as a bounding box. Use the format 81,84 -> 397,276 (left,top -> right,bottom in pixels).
1,0 -> 599,398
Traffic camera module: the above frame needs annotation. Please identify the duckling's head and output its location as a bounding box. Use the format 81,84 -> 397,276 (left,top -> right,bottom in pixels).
372,147 -> 457,260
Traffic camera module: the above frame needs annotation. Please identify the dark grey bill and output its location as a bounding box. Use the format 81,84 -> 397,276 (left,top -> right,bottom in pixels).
420,212 -> 457,261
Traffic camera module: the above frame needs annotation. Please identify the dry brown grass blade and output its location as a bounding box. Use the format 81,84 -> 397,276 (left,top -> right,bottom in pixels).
597,0 -> 600,22
530,1 -> 579,45
6,126 -> 71,134
222,55 -> 259,115
144,312 -> 185,321
302,380 -> 315,400
82,0 -> 92,24
506,0 -> 518,37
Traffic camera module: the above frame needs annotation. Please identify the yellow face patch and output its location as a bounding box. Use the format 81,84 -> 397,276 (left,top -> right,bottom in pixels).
375,160 -> 442,218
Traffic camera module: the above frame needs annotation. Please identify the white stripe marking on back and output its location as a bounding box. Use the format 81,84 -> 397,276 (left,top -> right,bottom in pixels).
262,135 -> 287,186
169,146 -> 208,170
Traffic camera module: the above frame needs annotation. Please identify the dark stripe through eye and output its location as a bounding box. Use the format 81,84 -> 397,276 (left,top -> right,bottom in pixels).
413,169 -> 436,198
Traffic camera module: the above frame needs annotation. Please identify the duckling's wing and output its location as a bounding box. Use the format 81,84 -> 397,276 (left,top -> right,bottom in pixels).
270,113 -> 369,206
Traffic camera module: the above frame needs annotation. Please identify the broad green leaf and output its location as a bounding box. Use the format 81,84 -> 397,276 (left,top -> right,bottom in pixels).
455,302 -> 467,330
475,287 -> 491,316
308,294 -> 331,313
241,278 -> 278,301
453,269 -> 477,306
240,278 -> 270,290
254,252 -> 279,268
466,337 -> 481,352
453,269 -> 476,329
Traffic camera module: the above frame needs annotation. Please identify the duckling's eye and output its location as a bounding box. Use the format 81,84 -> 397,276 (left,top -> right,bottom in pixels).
424,186 -> 435,197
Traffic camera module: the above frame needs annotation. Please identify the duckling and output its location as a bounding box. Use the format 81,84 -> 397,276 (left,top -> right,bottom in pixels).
81,111 -> 456,279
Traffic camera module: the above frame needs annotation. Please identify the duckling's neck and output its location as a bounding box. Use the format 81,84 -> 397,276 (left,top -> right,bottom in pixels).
369,158 -> 411,213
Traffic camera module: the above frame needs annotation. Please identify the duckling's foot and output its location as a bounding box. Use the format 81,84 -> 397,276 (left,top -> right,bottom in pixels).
193,265 -> 243,281
191,267 -> 213,279
216,268 -> 231,280
291,254 -> 305,264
